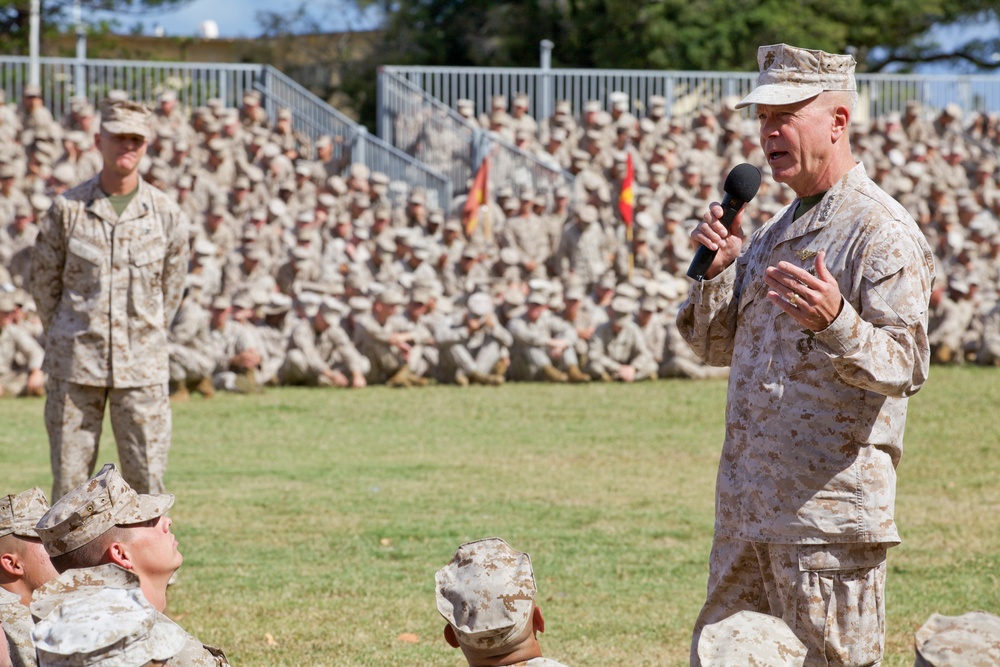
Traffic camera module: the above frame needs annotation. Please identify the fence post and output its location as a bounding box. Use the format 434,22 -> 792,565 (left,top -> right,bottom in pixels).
539,40 -> 554,125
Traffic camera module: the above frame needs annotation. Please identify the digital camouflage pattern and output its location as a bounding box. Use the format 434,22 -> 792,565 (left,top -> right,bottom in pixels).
914,611 -> 1000,666
0,487 -> 49,538
736,44 -> 857,110
678,163 -> 934,544
44,380 -> 172,499
697,610 -> 807,667
30,565 -> 228,667
693,539 -> 887,667
31,177 -> 189,388
32,587 -> 186,667
35,464 -> 173,558
435,538 -> 536,653
1,587 -> 36,667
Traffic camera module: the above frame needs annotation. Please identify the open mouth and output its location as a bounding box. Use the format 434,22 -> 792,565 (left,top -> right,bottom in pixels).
768,151 -> 787,163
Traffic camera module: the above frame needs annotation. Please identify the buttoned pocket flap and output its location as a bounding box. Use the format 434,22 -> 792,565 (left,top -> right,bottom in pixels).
798,544 -> 887,573
131,241 -> 166,267
68,237 -> 104,265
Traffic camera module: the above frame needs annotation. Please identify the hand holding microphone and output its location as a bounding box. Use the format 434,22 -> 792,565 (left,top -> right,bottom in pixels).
687,163 -> 761,281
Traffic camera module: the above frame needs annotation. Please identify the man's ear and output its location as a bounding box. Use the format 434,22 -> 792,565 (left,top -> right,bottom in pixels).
0,552 -> 23,576
443,624 -> 461,649
831,104 -> 850,143
532,604 -> 545,635
106,541 -> 132,570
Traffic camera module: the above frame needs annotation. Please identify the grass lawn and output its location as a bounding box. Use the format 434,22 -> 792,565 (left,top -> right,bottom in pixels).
2,366 -> 998,666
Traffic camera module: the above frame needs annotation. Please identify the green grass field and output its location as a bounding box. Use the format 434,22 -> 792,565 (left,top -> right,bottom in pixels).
3,367 -> 999,666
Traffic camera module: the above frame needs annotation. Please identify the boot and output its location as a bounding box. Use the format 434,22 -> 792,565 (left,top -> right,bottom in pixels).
470,371 -> 502,386
567,364 -> 591,383
169,380 -> 189,402
408,369 -> 429,387
194,377 -> 215,398
454,372 -> 470,387
541,365 -> 568,383
234,369 -> 262,394
492,357 -> 510,378
386,366 -> 412,388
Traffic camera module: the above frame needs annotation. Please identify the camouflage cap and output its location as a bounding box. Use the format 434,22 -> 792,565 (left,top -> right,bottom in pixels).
0,487 -> 50,538
435,538 -> 536,653
32,587 -> 187,667
99,99 -> 153,140
466,292 -> 493,317
0,292 -> 17,313
735,44 -> 856,110
35,464 -> 174,557
697,611 -> 807,667
914,611 -> 1000,666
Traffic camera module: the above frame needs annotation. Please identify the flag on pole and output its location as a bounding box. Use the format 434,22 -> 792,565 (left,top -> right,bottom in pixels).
463,156 -> 490,237
618,153 -> 635,279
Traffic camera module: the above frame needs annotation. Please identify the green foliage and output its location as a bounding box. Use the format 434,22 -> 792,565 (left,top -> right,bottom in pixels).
3,367 -> 999,666
346,0 -> 998,72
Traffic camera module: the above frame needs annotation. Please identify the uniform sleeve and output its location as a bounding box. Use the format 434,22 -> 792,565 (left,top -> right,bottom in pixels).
29,201 -> 67,331
814,223 -> 933,398
161,208 -> 190,330
674,260 -> 740,367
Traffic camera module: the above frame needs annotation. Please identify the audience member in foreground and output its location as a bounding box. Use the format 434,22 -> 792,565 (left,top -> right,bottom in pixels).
913,611 -> 1000,666
1,487 -> 57,667
32,587 -> 187,667
435,537 -> 569,667
696,610 -> 807,667
31,463 -> 229,666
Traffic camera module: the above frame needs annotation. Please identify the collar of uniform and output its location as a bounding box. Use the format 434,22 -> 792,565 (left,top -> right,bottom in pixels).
770,162 -> 867,248
84,178 -> 152,226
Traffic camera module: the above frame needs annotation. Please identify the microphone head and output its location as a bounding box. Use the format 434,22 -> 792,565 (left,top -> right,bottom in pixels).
724,163 -> 761,203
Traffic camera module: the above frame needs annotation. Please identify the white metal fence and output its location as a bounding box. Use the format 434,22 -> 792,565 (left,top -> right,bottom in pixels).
0,56 -> 453,209
377,68 -> 575,209
383,65 -> 1000,129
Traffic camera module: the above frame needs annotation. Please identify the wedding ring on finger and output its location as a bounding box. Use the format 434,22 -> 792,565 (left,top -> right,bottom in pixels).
788,291 -> 799,307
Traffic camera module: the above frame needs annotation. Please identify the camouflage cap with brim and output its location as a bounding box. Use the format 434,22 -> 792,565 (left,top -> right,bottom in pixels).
735,44 -> 856,110
698,611 -> 807,667
0,487 -> 50,538
435,537 -> 536,654
99,99 -> 153,140
33,587 -> 187,667
914,611 -> 1000,666
35,464 -> 174,557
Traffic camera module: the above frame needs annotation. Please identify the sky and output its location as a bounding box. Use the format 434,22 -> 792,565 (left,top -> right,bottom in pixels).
91,0 -> 379,39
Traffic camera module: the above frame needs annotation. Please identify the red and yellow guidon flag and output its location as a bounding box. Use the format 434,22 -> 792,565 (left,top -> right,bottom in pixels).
463,156 -> 490,236
618,153 -> 634,227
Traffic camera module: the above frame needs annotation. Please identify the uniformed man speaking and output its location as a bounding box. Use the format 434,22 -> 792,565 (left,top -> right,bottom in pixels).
678,45 -> 934,665
31,99 -> 189,500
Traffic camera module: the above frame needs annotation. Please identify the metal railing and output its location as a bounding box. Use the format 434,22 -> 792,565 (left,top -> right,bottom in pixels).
378,68 -> 575,206
383,64 -> 1000,128
0,56 -> 453,210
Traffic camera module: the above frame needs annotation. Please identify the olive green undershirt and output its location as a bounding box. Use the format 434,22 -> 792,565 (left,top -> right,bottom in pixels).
106,186 -> 139,217
793,192 -> 826,221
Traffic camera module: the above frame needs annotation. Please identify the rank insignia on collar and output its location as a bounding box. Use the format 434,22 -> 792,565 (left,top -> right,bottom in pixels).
796,249 -> 818,262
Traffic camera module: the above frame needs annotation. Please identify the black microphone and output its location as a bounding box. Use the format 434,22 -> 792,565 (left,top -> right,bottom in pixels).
686,163 -> 761,281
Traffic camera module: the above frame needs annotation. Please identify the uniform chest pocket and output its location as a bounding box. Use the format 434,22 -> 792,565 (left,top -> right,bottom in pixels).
68,237 -> 104,265
130,240 -> 166,267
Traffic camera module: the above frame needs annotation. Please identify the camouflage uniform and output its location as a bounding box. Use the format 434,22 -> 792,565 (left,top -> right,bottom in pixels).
913,611 -> 1000,666
435,538 -> 570,667
31,177 -> 189,500
30,565 -> 227,667
1,587 -> 35,667
0,313 -> 44,396
679,161 -> 933,666
697,610 -> 806,667
678,45 -> 934,667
